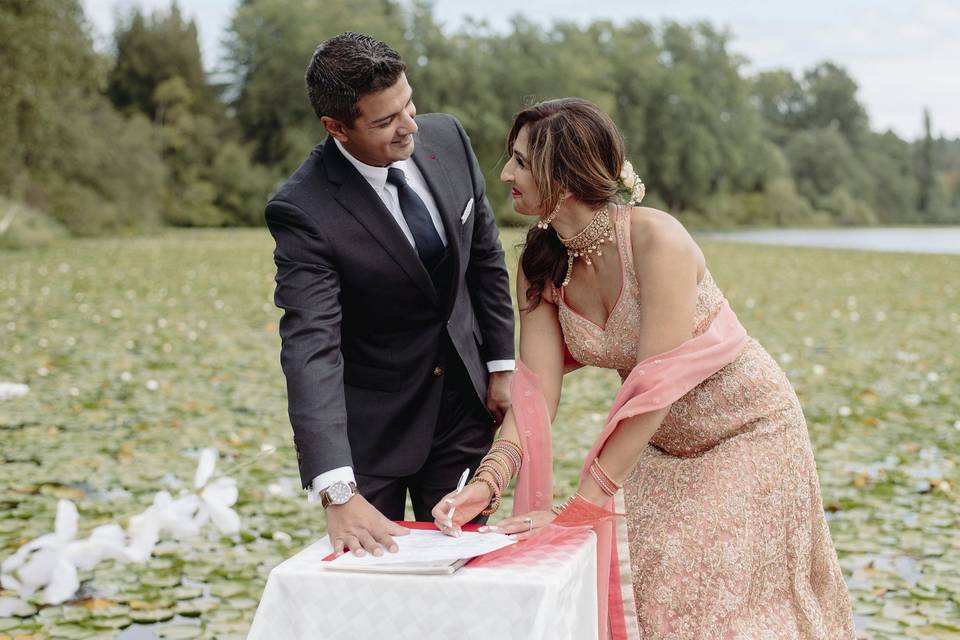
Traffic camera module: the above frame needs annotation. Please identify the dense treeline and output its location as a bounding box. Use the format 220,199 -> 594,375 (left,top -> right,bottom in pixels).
3,0 -> 960,249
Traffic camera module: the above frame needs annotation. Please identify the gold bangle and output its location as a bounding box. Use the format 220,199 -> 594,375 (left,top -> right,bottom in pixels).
490,438 -> 523,468
593,457 -> 622,489
477,463 -> 505,493
469,474 -> 501,515
485,444 -> 520,476
485,452 -> 515,482
589,462 -> 617,497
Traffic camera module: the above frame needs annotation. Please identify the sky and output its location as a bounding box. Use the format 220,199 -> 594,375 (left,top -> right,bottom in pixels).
81,0 -> 960,140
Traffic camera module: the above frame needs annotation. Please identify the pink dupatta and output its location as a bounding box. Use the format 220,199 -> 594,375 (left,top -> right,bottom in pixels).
478,300 -> 749,639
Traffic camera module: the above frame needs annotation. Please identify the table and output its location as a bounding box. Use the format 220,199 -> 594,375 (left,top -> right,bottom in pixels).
247,525 -> 598,640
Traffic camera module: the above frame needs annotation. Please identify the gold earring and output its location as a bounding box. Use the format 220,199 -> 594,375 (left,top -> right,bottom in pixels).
537,198 -> 563,230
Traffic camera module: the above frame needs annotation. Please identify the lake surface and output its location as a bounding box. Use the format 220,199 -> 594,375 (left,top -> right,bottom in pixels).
697,227 -> 960,254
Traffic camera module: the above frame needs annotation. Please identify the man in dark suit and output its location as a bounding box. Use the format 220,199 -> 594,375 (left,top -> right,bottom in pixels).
265,32 -> 515,557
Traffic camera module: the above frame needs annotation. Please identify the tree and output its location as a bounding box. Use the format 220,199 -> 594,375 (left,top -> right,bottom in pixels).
107,2 -> 217,120
224,0 -> 406,169
916,108 -> 935,217
0,0 -> 102,191
642,22 -> 764,212
0,0 -> 166,237
750,70 -> 804,144
796,63 -> 869,146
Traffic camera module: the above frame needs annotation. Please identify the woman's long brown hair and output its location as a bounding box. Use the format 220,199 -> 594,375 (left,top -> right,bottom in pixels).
508,98 -> 625,309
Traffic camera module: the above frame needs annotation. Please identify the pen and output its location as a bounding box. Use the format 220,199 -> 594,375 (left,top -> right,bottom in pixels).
445,467 -> 470,532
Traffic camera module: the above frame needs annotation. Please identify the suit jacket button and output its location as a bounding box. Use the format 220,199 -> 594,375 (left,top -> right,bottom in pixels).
433,366 -> 444,377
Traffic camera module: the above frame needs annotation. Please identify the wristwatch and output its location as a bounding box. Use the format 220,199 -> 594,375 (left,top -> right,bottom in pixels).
319,480 -> 359,509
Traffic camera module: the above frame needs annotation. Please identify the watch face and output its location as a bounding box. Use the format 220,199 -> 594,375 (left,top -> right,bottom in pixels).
328,481 -> 352,504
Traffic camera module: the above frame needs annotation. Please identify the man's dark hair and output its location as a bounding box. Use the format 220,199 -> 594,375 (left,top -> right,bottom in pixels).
305,32 -> 406,127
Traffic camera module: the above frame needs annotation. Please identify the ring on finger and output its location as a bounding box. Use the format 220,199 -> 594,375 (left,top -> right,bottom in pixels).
524,517 -> 533,532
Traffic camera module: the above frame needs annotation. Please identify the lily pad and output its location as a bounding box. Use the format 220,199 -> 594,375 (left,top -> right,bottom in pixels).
173,598 -> 219,617
0,599 -> 36,618
46,623 -> 96,639
157,623 -> 203,639
129,608 -> 175,623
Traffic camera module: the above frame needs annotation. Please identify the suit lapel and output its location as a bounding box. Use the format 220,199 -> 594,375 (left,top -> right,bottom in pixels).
324,138 -> 437,305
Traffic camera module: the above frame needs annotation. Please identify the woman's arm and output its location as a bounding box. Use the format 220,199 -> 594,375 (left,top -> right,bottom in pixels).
431,265 -> 566,530
577,210 -> 701,505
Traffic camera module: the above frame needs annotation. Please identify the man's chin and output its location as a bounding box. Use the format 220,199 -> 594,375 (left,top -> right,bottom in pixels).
392,141 -> 415,160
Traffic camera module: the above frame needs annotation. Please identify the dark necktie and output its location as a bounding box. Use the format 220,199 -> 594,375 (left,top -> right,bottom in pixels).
386,167 -> 445,267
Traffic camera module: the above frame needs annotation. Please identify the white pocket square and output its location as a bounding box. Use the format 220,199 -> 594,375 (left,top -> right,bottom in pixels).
460,198 -> 474,224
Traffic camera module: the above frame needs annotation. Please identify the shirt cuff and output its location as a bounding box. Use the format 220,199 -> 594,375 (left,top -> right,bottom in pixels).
306,466 -> 356,504
486,359 -> 516,373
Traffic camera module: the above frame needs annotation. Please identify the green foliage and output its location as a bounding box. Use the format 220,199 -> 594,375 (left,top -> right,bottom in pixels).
225,0 -> 407,169
107,2 -> 216,120
32,97 -> 166,236
0,197 -> 68,250
784,127 -> 871,206
0,0 -> 102,190
210,143 -> 280,226
0,0 -> 168,237
795,63 -> 869,146
818,187 -> 878,226
106,4 -> 276,228
4,0 -> 960,236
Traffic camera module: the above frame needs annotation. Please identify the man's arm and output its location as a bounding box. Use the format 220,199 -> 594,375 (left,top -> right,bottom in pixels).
451,118 -> 516,423
452,118 -> 516,364
266,199 -> 351,489
266,198 -> 407,555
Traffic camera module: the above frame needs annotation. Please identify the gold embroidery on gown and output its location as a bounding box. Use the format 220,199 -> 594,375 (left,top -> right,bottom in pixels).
557,206 -> 855,638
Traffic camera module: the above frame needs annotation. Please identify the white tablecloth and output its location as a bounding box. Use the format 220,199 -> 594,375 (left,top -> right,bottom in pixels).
247,528 -> 598,640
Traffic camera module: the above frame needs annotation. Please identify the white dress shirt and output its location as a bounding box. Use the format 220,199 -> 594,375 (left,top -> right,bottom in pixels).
308,141 -> 514,503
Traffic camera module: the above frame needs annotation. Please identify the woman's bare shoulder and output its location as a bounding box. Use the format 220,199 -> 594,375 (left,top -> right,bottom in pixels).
628,206 -> 698,260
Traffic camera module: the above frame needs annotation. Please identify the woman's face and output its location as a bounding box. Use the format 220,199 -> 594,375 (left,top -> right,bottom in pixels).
500,125 -> 544,217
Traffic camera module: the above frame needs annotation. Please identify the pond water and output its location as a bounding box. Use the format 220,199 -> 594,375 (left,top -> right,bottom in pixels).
697,227 -> 960,254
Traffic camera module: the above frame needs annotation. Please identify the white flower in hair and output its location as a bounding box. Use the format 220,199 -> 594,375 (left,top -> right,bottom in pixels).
620,160 -> 638,189
618,159 -> 645,205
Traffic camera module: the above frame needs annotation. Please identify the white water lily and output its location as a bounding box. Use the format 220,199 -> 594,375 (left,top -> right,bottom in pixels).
0,500 -> 126,604
126,448 -> 240,562
0,382 -> 29,401
193,448 -> 240,535
194,447 -> 218,489
197,476 -> 240,534
125,491 -> 205,562
1,448 -> 243,604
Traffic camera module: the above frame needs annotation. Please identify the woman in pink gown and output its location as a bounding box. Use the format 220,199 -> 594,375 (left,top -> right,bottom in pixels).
432,98 -> 855,639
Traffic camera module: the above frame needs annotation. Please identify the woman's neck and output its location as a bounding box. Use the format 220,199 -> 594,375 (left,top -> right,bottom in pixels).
551,200 -> 607,239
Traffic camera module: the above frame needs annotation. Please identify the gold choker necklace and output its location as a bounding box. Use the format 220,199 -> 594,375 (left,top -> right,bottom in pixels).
557,205 -> 613,287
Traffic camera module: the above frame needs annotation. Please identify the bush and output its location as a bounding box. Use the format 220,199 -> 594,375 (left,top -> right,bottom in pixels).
818,187 -> 878,226
210,142 -> 278,226
0,197 -> 68,250
163,180 -> 225,227
764,178 -> 823,226
34,99 -> 166,235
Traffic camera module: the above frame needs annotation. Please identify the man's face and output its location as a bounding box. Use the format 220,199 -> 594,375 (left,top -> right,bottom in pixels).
325,73 -> 418,167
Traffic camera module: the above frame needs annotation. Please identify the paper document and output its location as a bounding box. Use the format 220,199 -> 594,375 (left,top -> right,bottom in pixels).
328,529 -> 515,568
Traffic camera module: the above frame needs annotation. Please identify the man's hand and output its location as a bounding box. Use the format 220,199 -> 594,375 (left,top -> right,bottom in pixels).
325,494 -> 409,557
485,370 -> 513,426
